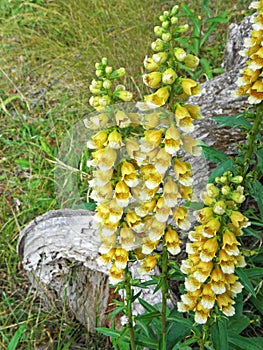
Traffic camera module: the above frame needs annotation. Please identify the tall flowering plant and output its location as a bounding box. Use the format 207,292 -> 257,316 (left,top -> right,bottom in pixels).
83,2 -> 263,349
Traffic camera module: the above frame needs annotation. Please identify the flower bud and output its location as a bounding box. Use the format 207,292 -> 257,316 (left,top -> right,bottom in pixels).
171,5 -> 179,15
206,183 -> 220,198
143,71 -> 162,88
101,57 -> 108,66
102,79 -> 112,89
110,67 -> 126,79
221,185 -> 231,196
174,47 -> 187,61
231,176 -> 243,184
177,24 -> 189,33
213,200 -> 227,215
152,52 -> 168,64
151,38 -> 166,52
89,85 -> 101,94
95,69 -> 104,77
184,54 -> 200,68
171,16 -> 178,25
154,25 -> 164,37
144,56 -> 160,71
105,66 -> 113,74
162,32 -> 172,42
98,95 -> 111,107
162,68 -> 177,84
114,90 -> 133,102
162,20 -> 170,29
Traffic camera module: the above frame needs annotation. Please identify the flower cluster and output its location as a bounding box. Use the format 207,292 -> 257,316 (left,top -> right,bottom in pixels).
85,103 -> 201,284
89,57 -> 133,111
235,0 -> 263,104
143,5 -> 202,132
177,172 -> 249,324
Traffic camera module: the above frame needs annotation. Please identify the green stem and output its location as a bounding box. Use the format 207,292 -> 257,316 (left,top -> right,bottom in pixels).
161,242 -> 168,350
199,323 -> 208,350
242,102 -> 263,178
124,267 -> 136,350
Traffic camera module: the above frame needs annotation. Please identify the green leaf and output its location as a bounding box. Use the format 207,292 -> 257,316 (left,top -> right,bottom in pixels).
211,317 -> 228,350
134,334 -> 158,348
166,316 -> 193,349
227,315 -> 250,335
105,306 -> 123,319
96,327 -> 120,338
208,158 -> 234,182
252,180 -> 263,220
243,226 -> 261,239
7,324 -> 26,350
236,268 -> 257,298
200,58 -> 213,79
200,144 -> 228,163
200,22 -> 217,47
212,114 -> 252,129
138,298 -> 159,313
228,335 -> 263,350
40,139 -> 53,156
243,267 -> 263,279
250,292 -> 263,316
205,13 -> 229,24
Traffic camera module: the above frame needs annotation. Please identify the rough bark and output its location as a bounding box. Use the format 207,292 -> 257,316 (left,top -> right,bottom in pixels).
17,15 -> 253,330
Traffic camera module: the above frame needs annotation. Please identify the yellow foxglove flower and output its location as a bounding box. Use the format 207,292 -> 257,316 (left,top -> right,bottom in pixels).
138,255 -> 158,275
163,177 -> 180,207
126,138 -> 140,158
115,90 -> 133,102
87,130 -> 108,149
173,206 -> 191,230
135,198 -> 157,217
194,302 -> 211,324
152,52 -> 168,64
142,238 -> 160,254
147,217 -> 166,241
219,249 -> 236,274
126,211 -> 144,232
216,292 -> 235,317
144,129 -> 163,148
180,290 -> 201,309
84,113 -> 109,130
202,217 -> 221,238
184,54 -> 200,68
144,86 -> 171,107
164,226 -> 181,255
108,199 -> 123,224
181,78 -> 201,96
174,158 -> 193,186
155,197 -> 172,222
210,265 -> 226,294
196,207 -> 214,224
90,182 -> 113,202
97,248 -> 115,266
143,56 -> 160,71
154,148 -> 172,174
114,247 -> 129,270
162,68 -> 177,85
180,184 -> 193,200
151,38 -> 166,51
200,284 -> 216,309
143,112 -> 160,129
142,165 -> 163,190
120,226 -> 135,251
248,79 -> 263,104
107,130 -> 123,149
101,218 -> 119,236
213,200 -> 227,215
114,180 -> 130,207
109,263 -> 124,284
121,163 -> 139,188
206,183 -> 220,198
222,229 -> 240,256
97,148 -> 117,171
199,237 -> 219,262
185,276 -> 202,292
225,274 -> 243,295
229,211 -> 249,228
174,47 -> 187,61
94,202 -> 110,223
163,125 -> 182,154
193,260 -> 213,282
91,169 -> 113,187
143,71 -> 162,89
115,110 -> 131,128
132,183 -> 158,202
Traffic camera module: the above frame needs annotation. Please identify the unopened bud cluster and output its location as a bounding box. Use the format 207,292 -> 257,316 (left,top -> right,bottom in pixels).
143,5 -> 202,132
89,57 -> 133,111
235,1 -> 263,104
178,171 -> 249,324
85,106 -> 200,284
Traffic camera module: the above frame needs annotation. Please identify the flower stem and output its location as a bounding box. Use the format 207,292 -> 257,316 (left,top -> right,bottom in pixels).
124,267 -> 136,350
161,242 -> 168,350
242,102 -> 263,178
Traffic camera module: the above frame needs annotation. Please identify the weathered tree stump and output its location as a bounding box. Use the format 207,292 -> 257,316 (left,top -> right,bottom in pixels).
17,15 -> 253,331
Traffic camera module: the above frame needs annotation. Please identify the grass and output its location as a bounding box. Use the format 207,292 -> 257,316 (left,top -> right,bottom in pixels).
0,0 -> 253,348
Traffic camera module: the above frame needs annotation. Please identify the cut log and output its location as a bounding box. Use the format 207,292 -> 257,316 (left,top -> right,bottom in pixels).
17,15 -> 253,330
